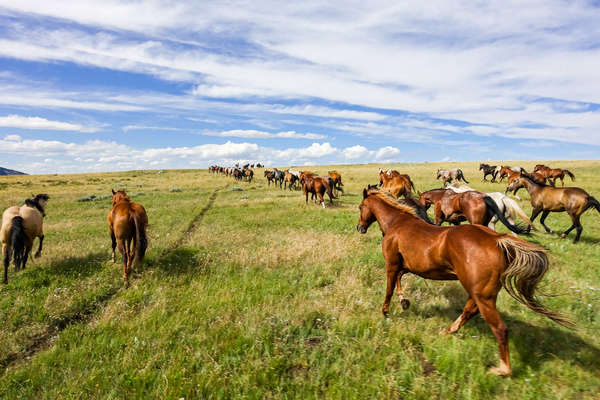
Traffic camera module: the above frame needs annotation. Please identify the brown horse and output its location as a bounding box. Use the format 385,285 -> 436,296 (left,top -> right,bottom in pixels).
533,165 -> 575,187
506,174 -> 600,243
436,168 -> 468,186
497,166 -> 523,182
416,189 -> 526,234
284,171 -> 298,191
108,190 -> 148,286
328,171 -> 344,195
1,194 -> 49,284
300,174 -> 336,208
505,171 -> 546,199
379,169 -> 415,198
356,188 -> 571,376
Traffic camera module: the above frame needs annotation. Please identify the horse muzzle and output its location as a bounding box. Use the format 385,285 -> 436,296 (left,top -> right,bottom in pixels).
356,224 -> 367,234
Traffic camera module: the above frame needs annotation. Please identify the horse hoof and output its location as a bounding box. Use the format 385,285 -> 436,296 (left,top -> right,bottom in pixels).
400,299 -> 410,310
560,233 -> 567,239
34,253 -> 41,259
488,366 -> 511,377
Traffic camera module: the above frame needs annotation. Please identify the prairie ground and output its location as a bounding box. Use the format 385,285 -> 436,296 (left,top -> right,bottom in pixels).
0,161 -> 599,399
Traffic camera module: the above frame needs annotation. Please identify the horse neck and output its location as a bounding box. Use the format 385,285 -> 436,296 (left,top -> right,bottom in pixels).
369,198 -> 411,234
521,178 -> 541,196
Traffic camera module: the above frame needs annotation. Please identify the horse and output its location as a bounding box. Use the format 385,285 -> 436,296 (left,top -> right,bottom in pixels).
243,168 -> 254,183
356,188 -> 572,376
328,171 -> 344,195
1,194 -> 49,284
264,170 -> 275,186
272,168 -> 285,188
479,163 -> 499,182
497,166 -> 523,182
416,189 -> 527,235
378,169 -> 415,198
534,165 -> 575,187
436,168 -> 469,186
300,174 -> 336,208
108,190 -> 148,286
284,171 -> 299,190
447,184 -> 536,235
506,173 -> 600,243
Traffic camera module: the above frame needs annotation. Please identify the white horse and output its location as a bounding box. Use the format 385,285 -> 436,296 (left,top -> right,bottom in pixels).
447,183 -> 536,236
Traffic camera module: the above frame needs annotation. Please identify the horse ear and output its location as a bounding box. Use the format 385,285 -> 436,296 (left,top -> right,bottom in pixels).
112,189 -> 116,194
363,188 -> 368,199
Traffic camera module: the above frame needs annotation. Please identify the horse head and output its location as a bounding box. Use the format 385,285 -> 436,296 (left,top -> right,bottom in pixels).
111,189 -> 130,205
356,189 -> 377,234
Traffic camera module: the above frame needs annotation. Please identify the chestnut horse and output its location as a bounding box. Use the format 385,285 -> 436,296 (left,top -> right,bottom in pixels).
328,171 -> 344,195
300,174 -> 336,208
378,169 -> 415,198
356,188 -> 571,376
533,165 -> 575,187
416,189 -> 527,235
108,190 -> 148,286
1,194 -> 49,284
506,174 -> 600,243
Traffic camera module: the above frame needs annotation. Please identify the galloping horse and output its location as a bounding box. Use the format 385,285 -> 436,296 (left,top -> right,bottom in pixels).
108,190 -> 148,286
533,165 -> 575,187
1,194 -> 49,284
378,169 -> 415,198
328,171 -> 344,195
416,189 -> 526,234
479,163 -> 499,182
506,174 -> 600,243
436,168 -> 469,186
497,166 -> 523,182
505,171 -> 546,199
448,184 -> 536,235
300,174 -> 336,208
356,188 -> 571,376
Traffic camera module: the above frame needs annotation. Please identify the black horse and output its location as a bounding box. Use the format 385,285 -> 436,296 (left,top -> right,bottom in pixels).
479,163 -> 499,182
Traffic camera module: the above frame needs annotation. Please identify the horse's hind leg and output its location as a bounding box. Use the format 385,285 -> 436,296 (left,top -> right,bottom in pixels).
111,231 -> 117,263
561,212 -> 582,243
474,295 -> 511,376
118,239 -> 129,286
441,297 -> 478,335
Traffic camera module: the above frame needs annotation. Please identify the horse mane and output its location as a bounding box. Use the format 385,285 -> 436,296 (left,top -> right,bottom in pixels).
522,172 -> 547,186
24,193 -> 49,216
367,189 -> 418,217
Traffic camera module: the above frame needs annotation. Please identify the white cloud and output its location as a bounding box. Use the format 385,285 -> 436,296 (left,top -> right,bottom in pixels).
0,114 -> 98,132
374,146 -> 401,162
343,145 -> 372,160
203,129 -> 326,140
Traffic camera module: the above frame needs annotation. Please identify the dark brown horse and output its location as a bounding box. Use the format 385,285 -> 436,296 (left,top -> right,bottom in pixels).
506,174 -> 600,243
533,165 -> 575,187
356,188 -> 572,376
300,174 -> 336,208
416,189 -> 526,234
108,190 -> 148,286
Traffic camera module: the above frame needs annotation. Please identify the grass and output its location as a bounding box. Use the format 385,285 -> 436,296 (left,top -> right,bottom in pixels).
0,162 -> 599,399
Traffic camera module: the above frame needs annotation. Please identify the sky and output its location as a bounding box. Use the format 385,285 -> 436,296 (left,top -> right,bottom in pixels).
0,1 -> 600,174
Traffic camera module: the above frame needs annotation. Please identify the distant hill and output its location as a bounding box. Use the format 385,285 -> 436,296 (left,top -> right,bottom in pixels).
0,167 -> 27,176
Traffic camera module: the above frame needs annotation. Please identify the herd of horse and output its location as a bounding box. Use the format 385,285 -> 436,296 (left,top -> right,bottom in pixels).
1,162 -> 598,376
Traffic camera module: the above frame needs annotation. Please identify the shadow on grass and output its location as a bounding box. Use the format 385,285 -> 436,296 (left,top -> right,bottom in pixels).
414,284 -> 600,376
145,247 -> 209,276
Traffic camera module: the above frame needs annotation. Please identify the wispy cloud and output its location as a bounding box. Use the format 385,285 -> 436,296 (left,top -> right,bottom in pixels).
0,114 -> 99,132
202,129 -> 326,140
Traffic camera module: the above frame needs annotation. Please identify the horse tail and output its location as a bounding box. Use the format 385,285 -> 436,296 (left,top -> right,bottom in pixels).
501,196 -> 538,232
564,170 -> 575,181
327,177 -> 337,199
9,216 -> 27,270
406,176 -> 416,193
483,196 -> 527,235
132,211 -> 147,264
585,196 -> 600,214
459,170 -> 469,184
497,236 -> 573,328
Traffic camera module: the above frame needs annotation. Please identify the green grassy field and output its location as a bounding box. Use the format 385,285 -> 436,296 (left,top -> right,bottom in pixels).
0,161 -> 599,399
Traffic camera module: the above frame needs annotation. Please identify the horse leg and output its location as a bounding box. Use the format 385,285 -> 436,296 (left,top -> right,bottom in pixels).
527,207 -> 542,233
318,190 -> 325,208
561,212 -> 582,243
396,270 -> 410,310
539,210 -> 553,233
111,231 -> 117,263
441,297 -> 479,335
118,239 -> 128,286
34,235 -> 44,258
3,244 -> 9,284
474,295 -> 511,376
21,245 -> 31,270
382,264 -> 401,317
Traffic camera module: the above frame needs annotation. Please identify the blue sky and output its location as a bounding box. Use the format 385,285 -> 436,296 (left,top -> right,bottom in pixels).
0,1 -> 599,174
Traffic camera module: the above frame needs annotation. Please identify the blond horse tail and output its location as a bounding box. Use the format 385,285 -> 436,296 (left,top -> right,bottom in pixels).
497,236 -> 573,328
502,196 -> 538,231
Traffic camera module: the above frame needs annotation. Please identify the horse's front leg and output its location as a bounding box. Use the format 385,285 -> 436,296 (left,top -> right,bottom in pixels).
34,235 -> 44,258
396,270 -> 410,310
